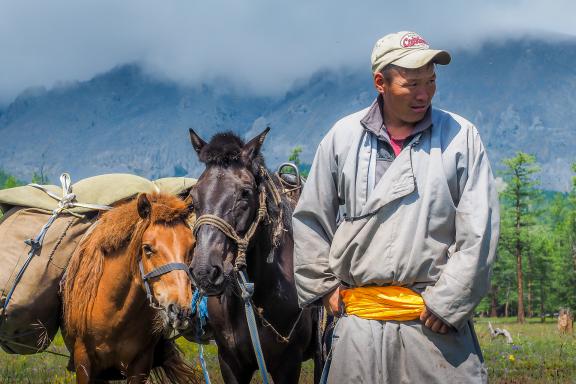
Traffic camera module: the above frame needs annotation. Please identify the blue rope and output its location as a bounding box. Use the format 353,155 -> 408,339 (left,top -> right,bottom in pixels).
198,344 -> 211,384
191,289 -> 209,328
191,289 -> 211,384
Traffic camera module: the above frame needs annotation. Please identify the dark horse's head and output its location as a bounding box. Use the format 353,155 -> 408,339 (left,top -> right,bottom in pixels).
188,128 -> 272,296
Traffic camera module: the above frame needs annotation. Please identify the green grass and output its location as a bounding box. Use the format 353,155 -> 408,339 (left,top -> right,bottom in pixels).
475,317 -> 576,384
0,318 -> 574,383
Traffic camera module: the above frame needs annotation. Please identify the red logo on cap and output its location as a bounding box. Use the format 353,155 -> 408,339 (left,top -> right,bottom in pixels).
401,33 -> 429,49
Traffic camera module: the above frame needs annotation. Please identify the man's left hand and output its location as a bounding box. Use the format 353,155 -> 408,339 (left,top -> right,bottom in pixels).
420,307 -> 451,334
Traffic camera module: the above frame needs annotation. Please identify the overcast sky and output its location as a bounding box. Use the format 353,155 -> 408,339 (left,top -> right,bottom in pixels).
1,0 -> 575,104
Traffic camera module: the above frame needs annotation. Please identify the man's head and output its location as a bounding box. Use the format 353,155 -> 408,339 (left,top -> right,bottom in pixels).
371,32 -> 450,127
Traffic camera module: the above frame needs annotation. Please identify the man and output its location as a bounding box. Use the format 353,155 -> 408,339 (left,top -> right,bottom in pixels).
292,31 -> 499,383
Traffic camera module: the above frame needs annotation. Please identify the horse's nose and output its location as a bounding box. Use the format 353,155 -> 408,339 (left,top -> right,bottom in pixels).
207,265 -> 225,286
167,304 -> 191,329
167,303 -> 179,319
190,255 -> 226,294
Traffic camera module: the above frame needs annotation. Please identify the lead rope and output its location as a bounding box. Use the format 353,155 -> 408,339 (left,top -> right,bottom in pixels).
190,289 -> 211,384
237,269 -> 270,384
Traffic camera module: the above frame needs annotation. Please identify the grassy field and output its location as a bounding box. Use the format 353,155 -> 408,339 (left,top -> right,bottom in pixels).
0,317 -> 574,383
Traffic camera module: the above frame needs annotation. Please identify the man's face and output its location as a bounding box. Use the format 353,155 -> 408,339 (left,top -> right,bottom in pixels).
377,64 -> 436,126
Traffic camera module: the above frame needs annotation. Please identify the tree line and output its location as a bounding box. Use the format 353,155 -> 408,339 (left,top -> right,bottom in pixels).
484,154 -> 576,322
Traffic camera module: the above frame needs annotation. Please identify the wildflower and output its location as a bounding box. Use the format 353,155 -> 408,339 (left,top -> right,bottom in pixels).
508,354 -> 515,362
512,345 -> 520,350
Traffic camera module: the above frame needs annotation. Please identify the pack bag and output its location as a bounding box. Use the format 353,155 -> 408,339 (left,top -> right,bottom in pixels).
0,173 -> 196,354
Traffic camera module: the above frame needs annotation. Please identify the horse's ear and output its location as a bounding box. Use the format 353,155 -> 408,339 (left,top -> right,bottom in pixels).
137,193 -> 151,219
242,127 -> 270,161
189,128 -> 207,156
183,192 -> 194,212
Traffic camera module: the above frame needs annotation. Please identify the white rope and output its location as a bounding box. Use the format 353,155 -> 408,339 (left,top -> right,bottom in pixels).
28,173 -> 112,212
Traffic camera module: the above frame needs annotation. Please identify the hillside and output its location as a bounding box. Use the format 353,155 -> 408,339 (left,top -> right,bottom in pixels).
0,37 -> 574,190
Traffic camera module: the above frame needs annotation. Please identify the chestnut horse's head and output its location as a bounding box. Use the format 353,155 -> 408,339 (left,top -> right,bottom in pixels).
63,192 -> 197,338
188,128 -> 270,296
135,193 -> 196,330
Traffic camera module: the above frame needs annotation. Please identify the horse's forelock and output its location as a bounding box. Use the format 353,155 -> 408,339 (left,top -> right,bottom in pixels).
200,132 -> 245,166
92,193 -> 190,255
148,194 -> 191,224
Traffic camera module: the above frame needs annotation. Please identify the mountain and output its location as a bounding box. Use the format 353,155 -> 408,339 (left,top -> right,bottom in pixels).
0,37 -> 574,190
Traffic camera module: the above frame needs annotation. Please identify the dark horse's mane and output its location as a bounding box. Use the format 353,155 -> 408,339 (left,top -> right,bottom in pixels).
199,131 -> 293,233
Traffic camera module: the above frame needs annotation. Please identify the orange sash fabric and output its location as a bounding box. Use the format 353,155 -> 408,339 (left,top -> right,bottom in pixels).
340,286 -> 424,321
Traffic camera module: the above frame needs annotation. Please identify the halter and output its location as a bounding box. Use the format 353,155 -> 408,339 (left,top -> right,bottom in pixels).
136,217 -> 195,307
138,259 -> 194,307
192,166 -> 286,270
193,186 -> 268,270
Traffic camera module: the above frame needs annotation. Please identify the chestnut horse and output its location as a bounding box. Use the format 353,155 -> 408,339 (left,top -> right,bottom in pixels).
62,192 -> 199,383
188,128 -> 322,384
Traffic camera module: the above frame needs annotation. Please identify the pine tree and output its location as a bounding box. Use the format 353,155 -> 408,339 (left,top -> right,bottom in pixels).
500,152 -> 540,323
564,163 -> 576,310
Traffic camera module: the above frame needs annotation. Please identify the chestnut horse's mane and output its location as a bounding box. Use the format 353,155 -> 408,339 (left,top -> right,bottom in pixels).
62,192 -> 191,336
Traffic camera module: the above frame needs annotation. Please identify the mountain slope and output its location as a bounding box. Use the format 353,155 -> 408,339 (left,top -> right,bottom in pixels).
0,37 -> 574,190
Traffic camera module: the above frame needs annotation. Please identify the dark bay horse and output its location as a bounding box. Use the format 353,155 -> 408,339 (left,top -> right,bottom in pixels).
62,193 -> 199,383
188,128 -> 321,384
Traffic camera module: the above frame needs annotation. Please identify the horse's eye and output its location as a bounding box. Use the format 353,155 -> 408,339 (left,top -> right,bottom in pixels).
240,189 -> 251,200
143,244 -> 154,256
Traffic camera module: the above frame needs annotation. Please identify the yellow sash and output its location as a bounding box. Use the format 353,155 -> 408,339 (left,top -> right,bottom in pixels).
340,286 -> 424,321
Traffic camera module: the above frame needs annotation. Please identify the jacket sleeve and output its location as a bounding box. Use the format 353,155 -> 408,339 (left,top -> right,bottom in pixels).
421,126 -> 500,329
292,138 -> 341,307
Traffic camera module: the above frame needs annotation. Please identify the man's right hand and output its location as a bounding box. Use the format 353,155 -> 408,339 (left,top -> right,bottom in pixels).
420,307 -> 451,334
322,286 -> 343,316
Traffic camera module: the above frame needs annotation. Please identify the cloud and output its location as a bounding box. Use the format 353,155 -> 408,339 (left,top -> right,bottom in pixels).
0,0 -> 575,104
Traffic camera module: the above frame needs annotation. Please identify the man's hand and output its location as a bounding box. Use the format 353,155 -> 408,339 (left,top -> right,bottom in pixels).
322,286 -> 343,316
420,307 -> 451,334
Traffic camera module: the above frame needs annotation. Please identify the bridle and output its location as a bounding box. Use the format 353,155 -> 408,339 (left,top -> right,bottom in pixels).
136,218 -> 195,309
138,258 -> 193,308
192,166 -> 283,270
193,185 -> 268,270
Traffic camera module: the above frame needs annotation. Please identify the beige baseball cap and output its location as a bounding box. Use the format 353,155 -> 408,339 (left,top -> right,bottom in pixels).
371,31 -> 451,73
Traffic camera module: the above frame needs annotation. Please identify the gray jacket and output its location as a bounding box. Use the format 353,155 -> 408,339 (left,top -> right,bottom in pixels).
292,101 -> 500,329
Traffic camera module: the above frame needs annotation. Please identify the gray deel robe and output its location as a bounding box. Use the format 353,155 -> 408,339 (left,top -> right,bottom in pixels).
293,102 -> 500,383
